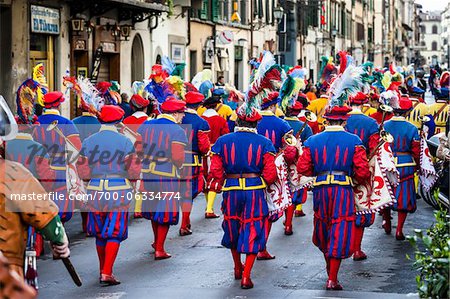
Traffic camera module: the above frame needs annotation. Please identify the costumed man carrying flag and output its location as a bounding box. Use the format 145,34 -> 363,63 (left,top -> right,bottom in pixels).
122,93 -> 151,219
33,91 -> 82,223
344,91 -> 380,260
297,65 -> 370,290
277,69 -> 314,234
70,76 -> 102,235
382,96 -> 420,240
256,91 -> 294,259
77,105 -> 141,285
138,98 -> 188,260
282,99 -> 313,234
180,91 -> 211,235
207,104 -> 277,289
201,94 -> 230,218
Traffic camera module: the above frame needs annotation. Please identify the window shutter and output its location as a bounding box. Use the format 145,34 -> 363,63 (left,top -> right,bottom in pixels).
200,0 -> 209,20
212,0 -> 219,22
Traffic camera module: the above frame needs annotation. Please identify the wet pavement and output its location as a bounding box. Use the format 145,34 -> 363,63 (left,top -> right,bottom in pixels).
37,193 -> 435,298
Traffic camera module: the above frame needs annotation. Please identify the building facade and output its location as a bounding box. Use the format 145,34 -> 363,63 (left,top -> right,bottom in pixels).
441,3 -> 450,69
420,11 -> 442,67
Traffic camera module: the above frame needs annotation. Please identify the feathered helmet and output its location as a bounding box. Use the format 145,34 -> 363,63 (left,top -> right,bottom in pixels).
336,51 -> 354,75
324,65 -> 370,120
236,104 -> 262,123
279,66 -> 307,114
16,79 -> 42,125
247,51 -> 284,106
96,81 -> 121,105
64,76 -> 102,115
317,56 -> 337,92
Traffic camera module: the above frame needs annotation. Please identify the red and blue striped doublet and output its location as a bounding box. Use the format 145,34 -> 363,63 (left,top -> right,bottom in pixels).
384,117 -> 420,213
345,111 -> 380,227
285,116 -> 313,205
209,130 -> 277,254
34,109 -> 81,222
257,111 -> 292,152
72,112 -> 101,141
5,133 -> 54,191
79,126 -> 138,242
181,110 -> 210,199
138,115 -> 188,225
298,126 -> 370,258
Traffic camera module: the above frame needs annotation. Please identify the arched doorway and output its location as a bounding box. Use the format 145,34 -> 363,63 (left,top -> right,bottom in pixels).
131,34 -> 144,82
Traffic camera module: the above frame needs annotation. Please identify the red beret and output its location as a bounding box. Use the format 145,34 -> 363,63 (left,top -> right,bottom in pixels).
43,91 -> 64,108
291,100 -> 305,112
394,95 -> 413,113
130,94 -> 150,109
96,81 -> 112,94
323,106 -> 352,121
236,105 -> 262,122
185,91 -> 205,105
161,98 -> 186,113
349,92 -> 368,105
99,105 -> 125,123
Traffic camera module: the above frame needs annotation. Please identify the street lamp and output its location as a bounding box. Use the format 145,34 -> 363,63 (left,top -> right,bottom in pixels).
273,6 -> 284,24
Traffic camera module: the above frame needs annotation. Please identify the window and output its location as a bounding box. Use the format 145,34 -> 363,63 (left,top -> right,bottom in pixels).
432,25 -> 438,34
431,41 -> 438,51
421,41 -> 426,46
368,27 -> 373,43
357,22 -> 364,41
240,0 -> 247,25
444,39 -> 448,45
421,26 -> 425,33
219,0 -> 230,21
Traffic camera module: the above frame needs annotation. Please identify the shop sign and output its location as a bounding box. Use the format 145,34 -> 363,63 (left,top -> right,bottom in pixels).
31,5 -> 60,35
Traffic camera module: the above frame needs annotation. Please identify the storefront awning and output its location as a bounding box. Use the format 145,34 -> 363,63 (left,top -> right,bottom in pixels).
68,0 -> 169,21
109,0 -> 169,12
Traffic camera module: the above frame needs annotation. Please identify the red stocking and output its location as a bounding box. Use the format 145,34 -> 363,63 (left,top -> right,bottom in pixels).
243,254 -> 257,278
231,249 -> 241,269
181,202 -> 192,229
96,245 -> 106,274
156,224 -> 170,252
284,205 -> 295,227
328,258 -> 341,282
103,241 -> 120,276
151,220 -> 158,246
397,211 -> 407,234
354,227 -> 364,252
324,254 -> 330,275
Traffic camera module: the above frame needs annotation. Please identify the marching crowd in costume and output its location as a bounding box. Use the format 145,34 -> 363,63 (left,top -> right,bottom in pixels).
0,48 -> 448,296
